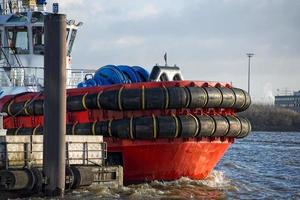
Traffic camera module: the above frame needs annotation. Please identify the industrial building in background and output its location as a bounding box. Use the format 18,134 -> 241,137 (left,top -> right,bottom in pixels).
275,91 -> 300,112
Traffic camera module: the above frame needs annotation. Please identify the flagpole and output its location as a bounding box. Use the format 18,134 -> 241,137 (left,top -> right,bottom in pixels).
164,52 -> 168,66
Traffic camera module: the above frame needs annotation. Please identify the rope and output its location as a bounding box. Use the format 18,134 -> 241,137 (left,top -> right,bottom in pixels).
172,114 -> 179,138
152,114 -> 157,139
118,87 -> 124,110
141,85 -> 145,110
108,119 -> 112,137
4,92 -> 43,123
129,116 -> 134,139
82,93 -> 88,110
72,122 -> 78,135
92,121 -> 97,136
32,124 -> 40,135
189,114 -> 199,137
163,85 -> 169,109
96,91 -> 102,109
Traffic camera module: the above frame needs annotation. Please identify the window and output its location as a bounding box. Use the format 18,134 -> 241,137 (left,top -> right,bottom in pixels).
33,26 -> 44,54
7,13 -> 28,23
7,26 -> 29,54
31,12 -> 45,23
67,29 -> 77,56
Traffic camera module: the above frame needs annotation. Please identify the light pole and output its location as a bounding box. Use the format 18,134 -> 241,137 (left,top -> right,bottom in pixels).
246,53 -> 254,95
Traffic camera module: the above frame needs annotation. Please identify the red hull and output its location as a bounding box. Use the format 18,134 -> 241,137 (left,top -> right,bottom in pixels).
106,137 -> 233,184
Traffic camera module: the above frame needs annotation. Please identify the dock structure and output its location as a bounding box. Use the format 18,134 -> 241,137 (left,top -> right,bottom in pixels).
0,134 -> 123,196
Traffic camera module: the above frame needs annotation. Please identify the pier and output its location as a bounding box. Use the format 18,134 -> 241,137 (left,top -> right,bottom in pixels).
0,134 -> 123,197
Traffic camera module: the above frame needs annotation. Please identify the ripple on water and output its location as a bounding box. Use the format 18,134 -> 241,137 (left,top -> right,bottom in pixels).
15,132 -> 300,200
63,170 -> 232,200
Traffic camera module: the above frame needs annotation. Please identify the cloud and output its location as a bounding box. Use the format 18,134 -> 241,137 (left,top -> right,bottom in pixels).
127,4 -> 160,21
47,0 -> 300,102
55,0 -> 84,8
114,36 -> 145,47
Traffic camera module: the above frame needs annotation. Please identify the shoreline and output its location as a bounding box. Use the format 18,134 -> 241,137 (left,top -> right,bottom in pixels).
238,104 -> 300,132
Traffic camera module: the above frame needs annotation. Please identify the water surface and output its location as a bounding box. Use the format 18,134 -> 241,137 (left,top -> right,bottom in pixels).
22,132 -> 300,199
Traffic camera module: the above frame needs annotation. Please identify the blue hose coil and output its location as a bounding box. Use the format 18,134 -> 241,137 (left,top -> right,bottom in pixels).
77,65 -> 149,88
117,65 -> 140,83
132,66 -> 149,82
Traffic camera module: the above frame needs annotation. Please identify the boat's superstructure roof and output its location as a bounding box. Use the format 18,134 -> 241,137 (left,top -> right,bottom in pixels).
0,11 -> 81,28
0,11 -> 46,25
0,0 -> 82,26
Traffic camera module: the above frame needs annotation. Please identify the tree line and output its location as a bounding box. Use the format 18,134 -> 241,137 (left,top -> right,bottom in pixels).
238,104 -> 300,132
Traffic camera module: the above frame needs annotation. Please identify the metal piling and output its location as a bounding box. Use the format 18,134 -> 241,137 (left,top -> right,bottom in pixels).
43,14 -> 67,197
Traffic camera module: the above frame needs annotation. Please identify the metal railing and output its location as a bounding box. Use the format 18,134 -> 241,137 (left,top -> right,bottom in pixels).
0,66 -> 96,88
0,140 -> 107,169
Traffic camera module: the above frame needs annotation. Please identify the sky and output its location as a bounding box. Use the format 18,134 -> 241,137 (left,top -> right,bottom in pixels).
48,0 -> 300,103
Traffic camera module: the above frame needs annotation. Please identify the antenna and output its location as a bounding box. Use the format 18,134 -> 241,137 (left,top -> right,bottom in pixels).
164,52 -> 167,66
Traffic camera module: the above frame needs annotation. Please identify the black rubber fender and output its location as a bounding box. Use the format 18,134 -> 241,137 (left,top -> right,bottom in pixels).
74,123 -> 93,135
31,167 -> 43,193
111,118 -> 131,139
99,90 -> 119,110
239,90 -> 251,112
167,87 -> 189,109
178,115 -> 199,138
6,127 -> 34,135
204,87 -> 222,107
9,102 -> 26,115
225,116 -> 242,137
95,121 -> 110,137
196,115 -> 215,137
65,166 -> 75,190
211,116 -> 229,137
186,87 -> 208,108
237,118 -> 251,138
134,116 -> 157,139
157,115 -> 178,138
144,87 -> 166,109
70,166 -> 94,189
231,88 -> 246,110
33,99 -> 44,115
85,93 -> 100,109
121,89 -> 142,110
67,95 -> 86,111
2,86 -> 252,116
219,87 -> 236,108
5,115 -> 251,139
0,169 -> 35,190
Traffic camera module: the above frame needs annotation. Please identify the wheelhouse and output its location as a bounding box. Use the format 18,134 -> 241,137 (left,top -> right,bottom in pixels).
0,0 -> 87,95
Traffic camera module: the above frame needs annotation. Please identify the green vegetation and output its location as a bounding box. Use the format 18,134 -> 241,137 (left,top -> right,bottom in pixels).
238,104 -> 300,132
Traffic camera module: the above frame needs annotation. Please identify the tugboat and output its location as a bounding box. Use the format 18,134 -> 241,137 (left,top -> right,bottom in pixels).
0,0 -> 251,185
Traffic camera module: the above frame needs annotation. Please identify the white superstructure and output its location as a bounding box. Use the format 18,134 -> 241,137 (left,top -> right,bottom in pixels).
0,0 -> 93,97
